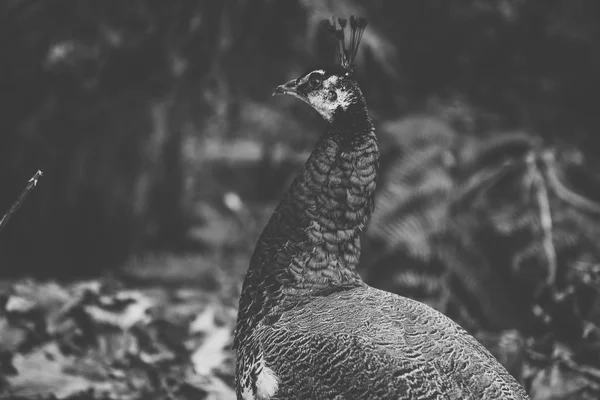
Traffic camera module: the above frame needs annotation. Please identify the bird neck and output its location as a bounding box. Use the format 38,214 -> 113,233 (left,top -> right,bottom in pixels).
234,115 -> 377,347
264,115 -> 378,295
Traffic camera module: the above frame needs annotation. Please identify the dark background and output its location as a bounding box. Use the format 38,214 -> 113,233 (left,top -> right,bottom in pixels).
2,0 -> 599,278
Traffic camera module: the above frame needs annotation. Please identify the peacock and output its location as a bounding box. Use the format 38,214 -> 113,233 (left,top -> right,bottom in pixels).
233,16 -> 530,399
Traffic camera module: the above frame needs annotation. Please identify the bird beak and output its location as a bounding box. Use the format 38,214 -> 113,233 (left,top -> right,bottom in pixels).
273,78 -> 300,97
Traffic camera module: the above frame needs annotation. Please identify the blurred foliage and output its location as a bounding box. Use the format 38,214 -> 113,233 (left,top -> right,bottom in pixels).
363,116 -> 600,398
0,274 -> 237,399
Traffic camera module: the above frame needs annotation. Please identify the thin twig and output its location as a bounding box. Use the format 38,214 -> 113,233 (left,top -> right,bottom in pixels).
0,170 -> 43,235
542,151 -> 600,215
526,152 -> 557,287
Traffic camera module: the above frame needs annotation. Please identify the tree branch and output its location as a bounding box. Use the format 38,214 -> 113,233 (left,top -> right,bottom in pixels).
0,170 -> 43,234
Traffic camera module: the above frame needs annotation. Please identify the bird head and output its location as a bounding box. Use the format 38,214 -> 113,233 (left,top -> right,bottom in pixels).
273,16 -> 368,126
273,65 -> 364,123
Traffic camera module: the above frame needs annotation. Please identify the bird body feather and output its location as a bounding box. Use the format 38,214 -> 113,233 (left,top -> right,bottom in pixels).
246,285 -> 529,399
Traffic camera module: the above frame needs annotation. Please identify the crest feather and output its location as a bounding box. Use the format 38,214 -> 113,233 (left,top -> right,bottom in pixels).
322,15 -> 368,75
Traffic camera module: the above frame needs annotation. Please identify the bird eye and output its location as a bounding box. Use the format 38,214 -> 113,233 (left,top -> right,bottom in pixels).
308,74 -> 323,89
327,90 -> 337,101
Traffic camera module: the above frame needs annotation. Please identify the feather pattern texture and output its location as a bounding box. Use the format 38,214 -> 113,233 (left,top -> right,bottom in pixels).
234,42 -> 529,399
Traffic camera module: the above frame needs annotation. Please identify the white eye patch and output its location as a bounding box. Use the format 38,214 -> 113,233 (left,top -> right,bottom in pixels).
306,75 -> 354,122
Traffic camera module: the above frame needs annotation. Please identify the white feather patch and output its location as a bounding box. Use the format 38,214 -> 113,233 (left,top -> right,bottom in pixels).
255,357 -> 279,400
307,75 -> 354,121
240,355 -> 279,400
242,386 -> 254,400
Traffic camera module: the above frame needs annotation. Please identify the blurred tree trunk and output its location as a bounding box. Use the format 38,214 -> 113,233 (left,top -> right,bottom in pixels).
146,0 -> 224,248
